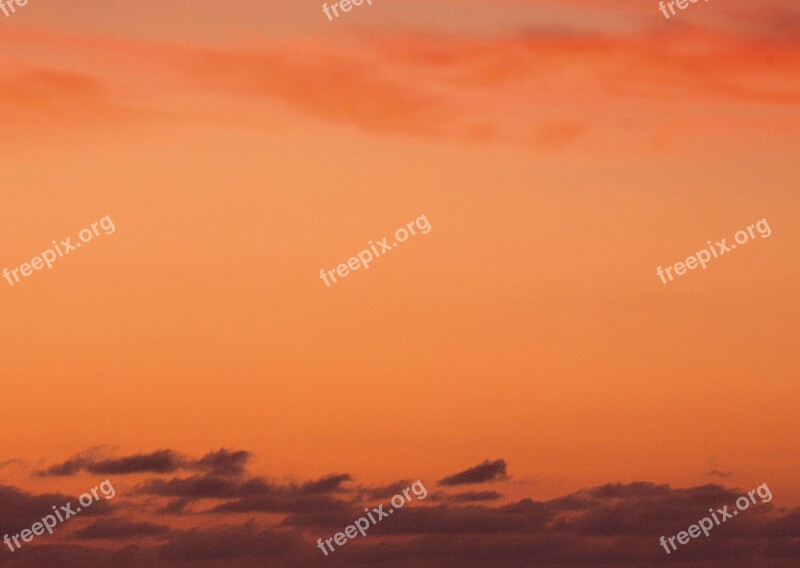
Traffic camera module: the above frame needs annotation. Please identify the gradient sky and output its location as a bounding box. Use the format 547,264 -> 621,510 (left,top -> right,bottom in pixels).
0,1 -> 798,566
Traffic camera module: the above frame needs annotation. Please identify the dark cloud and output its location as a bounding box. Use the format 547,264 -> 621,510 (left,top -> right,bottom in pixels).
767,510 -> 800,537
156,498 -> 192,516
193,449 -> 251,477
0,544 -> 108,568
137,475 -> 271,500
108,544 -> 142,568
38,450 -> 186,477
74,519 -> 171,540
358,480 -> 412,500
0,484 -> 112,533
447,491 -> 503,503
38,448 -> 251,478
372,500 -> 551,535
137,471 -> 356,518
0,484 -> 77,529
298,474 -> 352,494
156,522 -> 303,563
438,460 -> 508,486
587,481 -> 671,499
543,493 -> 597,511
38,456 -> 87,477
87,450 -> 186,475
7,451 -> 800,567
209,493 -> 354,516
278,508 -> 359,529
553,483 -> 741,536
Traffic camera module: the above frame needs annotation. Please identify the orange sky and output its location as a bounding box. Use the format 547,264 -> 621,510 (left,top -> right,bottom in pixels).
0,1 -> 799,558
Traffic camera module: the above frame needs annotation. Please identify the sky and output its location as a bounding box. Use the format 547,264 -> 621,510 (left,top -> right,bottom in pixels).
0,0 -> 798,566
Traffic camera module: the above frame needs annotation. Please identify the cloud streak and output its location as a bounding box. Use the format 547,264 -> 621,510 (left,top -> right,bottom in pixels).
37,448 -> 252,477
439,459 -> 508,486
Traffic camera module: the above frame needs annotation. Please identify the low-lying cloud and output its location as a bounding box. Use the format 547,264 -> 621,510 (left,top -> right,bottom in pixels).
4,448 -> 799,567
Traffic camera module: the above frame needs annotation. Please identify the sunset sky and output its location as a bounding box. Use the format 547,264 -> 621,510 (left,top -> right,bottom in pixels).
1,1 -> 798,566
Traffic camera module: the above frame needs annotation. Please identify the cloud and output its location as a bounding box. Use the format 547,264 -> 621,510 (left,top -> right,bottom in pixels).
2,16 -> 798,153
439,459 -> 508,486
193,449 -> 252,477
38,455 -> 88,477
156,522 -> 303,563
357,480 -> 413,501
298,474 -> 352,494
447,490 -> 504,502
156,498 -> 192,516
86,451 -> 186,476
38,449 -> 186,477
767,510 -> 800,537
108,544 -> 142,568
7,450 -> 800,566
38,448 -> 250,478
27,458 -> 767,563
136,469 -> 356,517
0,543 -> 108,568
370,500 -> 551,535
0,484 -> 77,529
73,519 -> 171,540
209,492 -> 354,516
137,474 -> 272,500
0,484 -> 112,532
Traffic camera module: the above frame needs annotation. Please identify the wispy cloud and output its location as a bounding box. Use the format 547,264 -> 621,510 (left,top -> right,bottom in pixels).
706,469 -> 733,478
1,17 -> 797,151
